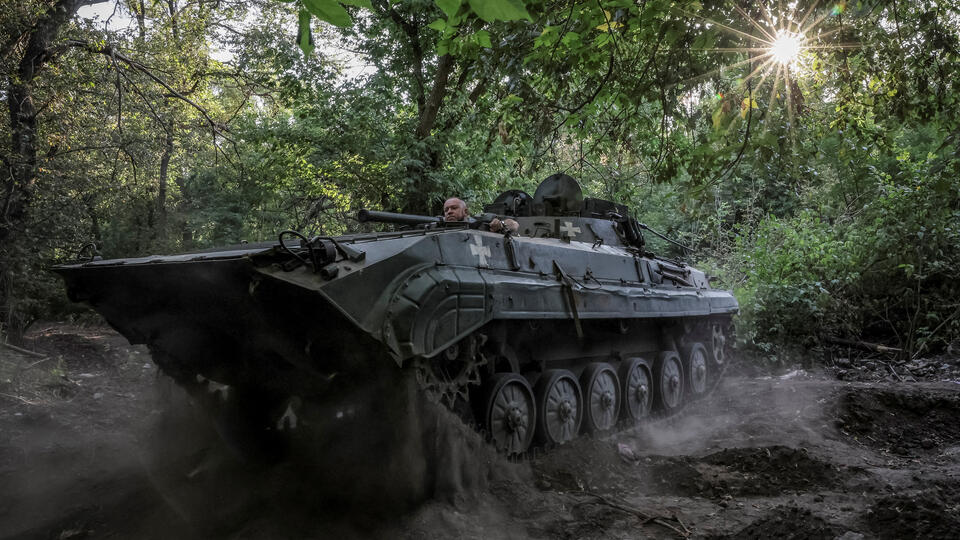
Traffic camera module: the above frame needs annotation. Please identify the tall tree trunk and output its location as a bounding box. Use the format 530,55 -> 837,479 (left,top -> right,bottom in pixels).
157,117 -> 174,243
403,54 -> 455,215
4,82 -> 38,240
174,175 -> 193,250
415,54 -> 454,139
0,0 -> 102,342
134,0 -> 147,39
166,0 -> 180,41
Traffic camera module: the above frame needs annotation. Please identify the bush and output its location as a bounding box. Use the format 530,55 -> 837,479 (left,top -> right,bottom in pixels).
734,212 -> 858,361
733,151 -> 960,360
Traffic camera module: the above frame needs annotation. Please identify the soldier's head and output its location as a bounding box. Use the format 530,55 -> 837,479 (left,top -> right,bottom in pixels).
443,197 -> 468,221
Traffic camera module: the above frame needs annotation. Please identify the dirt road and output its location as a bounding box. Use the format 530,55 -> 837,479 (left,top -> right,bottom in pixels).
2,324 -> 959,539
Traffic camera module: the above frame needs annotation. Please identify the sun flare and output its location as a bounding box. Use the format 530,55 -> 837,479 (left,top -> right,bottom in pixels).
770,30 -> 803,65
675,1 -> 861,135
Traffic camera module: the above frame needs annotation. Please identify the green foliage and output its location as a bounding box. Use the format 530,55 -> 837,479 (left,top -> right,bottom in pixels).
302,0 -> 354,27
734,213 -> 855,359
293,0 -> 530,55
732,147 -> 960,359
466,0 -> 530,23
297,9 -> 316,55
3,0 -> 960,361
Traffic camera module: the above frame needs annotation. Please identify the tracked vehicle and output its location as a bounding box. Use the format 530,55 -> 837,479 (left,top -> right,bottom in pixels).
54,174 -> 737,455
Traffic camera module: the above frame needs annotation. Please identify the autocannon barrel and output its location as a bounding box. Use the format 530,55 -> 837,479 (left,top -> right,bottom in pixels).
357,209 -> 442,226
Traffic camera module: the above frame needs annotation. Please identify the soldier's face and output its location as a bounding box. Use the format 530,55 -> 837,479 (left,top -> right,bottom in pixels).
443,198 -> 467,221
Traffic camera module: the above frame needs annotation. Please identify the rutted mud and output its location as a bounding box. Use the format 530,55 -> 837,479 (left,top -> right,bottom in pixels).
837,388 -> 960,455
2,324 -> 960,539
640,445 -> 858,498
868,487 -> 960,540
715,506 -> 843,539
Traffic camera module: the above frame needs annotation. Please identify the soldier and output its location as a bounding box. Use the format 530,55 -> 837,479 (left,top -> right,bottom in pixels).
443,197 -> 519,234
442,197 -> 470,222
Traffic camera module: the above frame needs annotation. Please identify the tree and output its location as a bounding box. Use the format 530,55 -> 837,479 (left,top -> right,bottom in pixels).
2,0 -> 109,341
0,0 -> 260,341
4,0 -> 959,357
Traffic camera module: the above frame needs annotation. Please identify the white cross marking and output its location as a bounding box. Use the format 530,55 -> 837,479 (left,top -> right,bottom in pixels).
469,235 -> 491,266
560,221 -> 581,238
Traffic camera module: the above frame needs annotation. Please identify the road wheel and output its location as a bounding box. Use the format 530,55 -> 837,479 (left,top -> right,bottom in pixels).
483,373 -> 535,455
654,351 -> 684,413
534,369 -> 582,446
683,342 -> 709,398
580,363 -> 620,434
619,357 -> 653,424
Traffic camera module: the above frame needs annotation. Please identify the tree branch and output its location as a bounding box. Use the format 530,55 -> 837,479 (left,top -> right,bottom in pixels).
371,0 -> 426,112
61,40 -> 229,139
415,53 -> 455,139
553,48 -> 616,115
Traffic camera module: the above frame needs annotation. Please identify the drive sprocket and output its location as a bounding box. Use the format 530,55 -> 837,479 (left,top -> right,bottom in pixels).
414,335 -> 487,410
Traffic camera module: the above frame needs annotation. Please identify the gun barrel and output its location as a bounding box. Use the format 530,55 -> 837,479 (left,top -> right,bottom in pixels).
357,209 -> 441,226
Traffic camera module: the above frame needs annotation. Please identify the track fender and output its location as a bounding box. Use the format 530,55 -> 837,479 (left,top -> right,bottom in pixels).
382,266 -> 492,365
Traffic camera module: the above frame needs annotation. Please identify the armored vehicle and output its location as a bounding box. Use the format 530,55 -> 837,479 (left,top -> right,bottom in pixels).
54,174 -> 737,455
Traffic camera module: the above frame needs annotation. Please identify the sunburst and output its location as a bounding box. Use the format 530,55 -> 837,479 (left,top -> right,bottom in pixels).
677,2 -> 861,141
770,29 -> 804,66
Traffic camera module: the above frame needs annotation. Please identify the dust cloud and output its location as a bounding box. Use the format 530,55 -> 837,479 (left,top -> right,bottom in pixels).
138,366 -> 518,538
626,373 -> 836,457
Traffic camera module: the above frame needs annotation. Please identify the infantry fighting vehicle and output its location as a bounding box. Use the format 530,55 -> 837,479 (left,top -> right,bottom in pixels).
54,174 -> 737,455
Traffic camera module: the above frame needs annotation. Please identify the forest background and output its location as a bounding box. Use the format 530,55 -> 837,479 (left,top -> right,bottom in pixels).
2,0 -> 958,363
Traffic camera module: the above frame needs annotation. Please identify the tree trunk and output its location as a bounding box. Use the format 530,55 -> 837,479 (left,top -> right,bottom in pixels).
3,82 -> 38,240
402,54 -> 455,215
415,54 -> 454,139
0,0 -> 101,342
157,117 -> 174,243
134,0 -> 147,39
166,0 -> 180,42
84,195 -> 102,245
174,174 -> 193,250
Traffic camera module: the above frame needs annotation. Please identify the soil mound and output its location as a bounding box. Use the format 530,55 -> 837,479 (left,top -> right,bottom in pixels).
718,506 -> 842,539
24,328 -> 117,369
867,488 -> 960,540
703,445 -> 849,495
644,446 -> 850,498
837,388 -> 960,455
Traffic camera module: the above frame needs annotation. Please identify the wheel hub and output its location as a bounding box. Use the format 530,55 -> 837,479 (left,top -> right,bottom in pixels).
443,344 -> 460,361
669,376 -> 680,391
558,400 -> 573,422
636,384 -> 648,403
601,391 -> 614,409
507,406 -> 525,432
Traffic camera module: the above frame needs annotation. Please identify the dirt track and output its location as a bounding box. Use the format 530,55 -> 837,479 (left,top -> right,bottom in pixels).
2,324 -> 959,539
